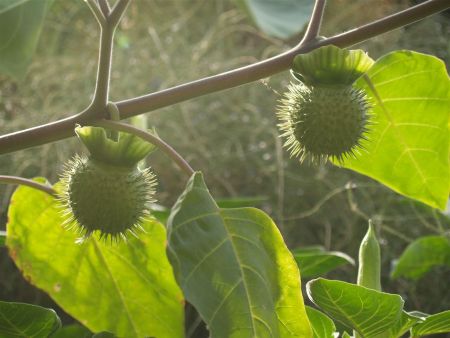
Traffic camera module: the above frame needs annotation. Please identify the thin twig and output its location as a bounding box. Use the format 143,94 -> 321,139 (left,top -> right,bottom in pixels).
299,0 -> 327,44
110,0 -> 131,27
83,0 -> 131,118
0,175 -> 56,197
93,120 -> 195,177
0,0 -> 448,154
97,0 -> 111,17
85,0 -> 106,26
87,23 -> 114,114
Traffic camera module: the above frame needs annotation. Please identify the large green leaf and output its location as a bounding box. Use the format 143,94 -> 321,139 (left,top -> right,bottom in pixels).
6,180 -> 184,338
306,306 -> 336,338
237,0 -> 313,39
0,0 -> 53,80
341,51 -> 450,210
293,246 -> 354,278
391,235 -> 450,280
411,310 -> 450,337
167,172 -> 312,338
307,278 -> 404,337
0,301 -> 61,337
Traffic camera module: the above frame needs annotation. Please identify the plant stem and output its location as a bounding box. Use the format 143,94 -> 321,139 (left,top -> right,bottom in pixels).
85,0 -> 106,26
109,0 -> 131,26
0,0 -> 448,154
0,175 -> 56,197
93,120 -> 195,177
87,24 -> 114,115
97,0 -> 110,17
299,0 -> 326,44
83,0 -> 131,118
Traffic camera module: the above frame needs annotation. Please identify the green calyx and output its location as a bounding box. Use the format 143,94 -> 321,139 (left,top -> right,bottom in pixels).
277,83 -> 371,163
75,125 -> 156,167
58,126 -> 157,241
292,45 -> 374,86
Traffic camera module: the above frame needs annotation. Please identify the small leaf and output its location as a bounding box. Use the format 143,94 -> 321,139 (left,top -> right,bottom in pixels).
0,301 -> 61,337
167,172 -> 312,337
293,247 -> 354,278
341,51 -> 450,210
6,181 -> 184,338
389,311 -> 422,338
411,310 -> 450,337
307,278 -> 404,337
238,0 -> 313,39
0,0 -> 53,80
306,306 -> 336,338
391,235 -> 450,280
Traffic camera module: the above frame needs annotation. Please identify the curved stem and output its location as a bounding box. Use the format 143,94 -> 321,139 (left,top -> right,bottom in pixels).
93,120 -> 195,177
0,0 -> 448,154
299,0 -> 326,44
0,175 -> 56,197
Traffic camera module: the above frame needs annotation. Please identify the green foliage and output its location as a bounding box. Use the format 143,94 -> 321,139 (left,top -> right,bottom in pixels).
1,2 -> 450,338
411,310 -> 450,337
342,51 -> 450,210
0,300 -> 61,337
0,0 -> 53,80
307,278 -> 404,337
0,230 -> 5,246
92,332 -> 117,338
6,181 -> 184,338
391,235 -> 450,280
167,172 -> 312,338
51,324 -> 91,338
305,306 -> 336,338
389,312 -> 421,338
292,246 -> 354,278
237,0 -> 313,39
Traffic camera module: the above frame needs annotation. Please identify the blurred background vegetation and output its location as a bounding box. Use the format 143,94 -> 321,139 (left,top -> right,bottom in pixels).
1,0 -> 449,336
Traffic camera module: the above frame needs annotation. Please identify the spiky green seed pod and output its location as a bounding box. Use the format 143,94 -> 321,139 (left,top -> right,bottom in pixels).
277,83 -> 371,163
278,45 -> 374,163
59,126 -> 157,241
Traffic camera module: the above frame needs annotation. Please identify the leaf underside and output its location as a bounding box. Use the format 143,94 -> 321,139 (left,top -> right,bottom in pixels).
307,278 -> 404,338
167,172 -> 312,338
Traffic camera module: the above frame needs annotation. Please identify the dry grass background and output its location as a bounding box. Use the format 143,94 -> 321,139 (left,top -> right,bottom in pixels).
0,0 -> 449,334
